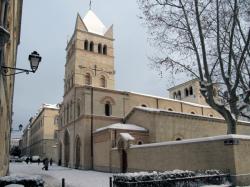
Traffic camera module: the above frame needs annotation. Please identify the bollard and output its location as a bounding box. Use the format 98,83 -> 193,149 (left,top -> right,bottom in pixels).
109,177 -> 112,187
62,178 -> 65,187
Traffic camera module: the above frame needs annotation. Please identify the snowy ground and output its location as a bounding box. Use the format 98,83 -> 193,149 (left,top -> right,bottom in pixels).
10,162 -> 112,187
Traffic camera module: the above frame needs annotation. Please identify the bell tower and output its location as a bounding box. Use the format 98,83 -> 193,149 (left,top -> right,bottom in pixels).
64,10 -> 115,94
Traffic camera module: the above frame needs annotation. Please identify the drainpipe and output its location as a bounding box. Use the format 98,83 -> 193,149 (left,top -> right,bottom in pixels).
90,87 -> 94,169
73,87 -> 76,168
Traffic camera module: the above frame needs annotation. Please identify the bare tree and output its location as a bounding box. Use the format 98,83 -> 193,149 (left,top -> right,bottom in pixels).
138,0 -> 250,134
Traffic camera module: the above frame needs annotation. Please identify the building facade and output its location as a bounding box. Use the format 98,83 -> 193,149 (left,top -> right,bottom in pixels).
55,9 -> 250,185
21,104 -> 59,162
0,0 -> 23,176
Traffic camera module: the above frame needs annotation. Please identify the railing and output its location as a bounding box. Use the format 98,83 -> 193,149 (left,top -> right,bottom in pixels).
111,174 -> 231,187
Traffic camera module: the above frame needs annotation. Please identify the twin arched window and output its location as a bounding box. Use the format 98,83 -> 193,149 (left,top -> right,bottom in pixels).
84,40 -> 108,55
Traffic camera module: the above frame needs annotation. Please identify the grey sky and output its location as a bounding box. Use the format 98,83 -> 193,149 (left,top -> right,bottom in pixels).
12,0 -> 170,135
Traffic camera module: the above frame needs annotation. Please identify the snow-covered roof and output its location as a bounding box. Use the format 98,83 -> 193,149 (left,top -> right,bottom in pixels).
83,10 -> 107,36
127,91 -> 210,108
120,133 -> 135,141
130,134 -> 250,149
41,103 -> 59,110
94,123 -> 148,133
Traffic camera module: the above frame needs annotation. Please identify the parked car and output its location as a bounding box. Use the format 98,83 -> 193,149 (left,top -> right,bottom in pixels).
9,156 -> 22,162
31,156 -> 40,162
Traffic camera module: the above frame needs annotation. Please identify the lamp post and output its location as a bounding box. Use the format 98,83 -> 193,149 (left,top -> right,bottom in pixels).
11,124 -> 23,132
1,51 -> 42,76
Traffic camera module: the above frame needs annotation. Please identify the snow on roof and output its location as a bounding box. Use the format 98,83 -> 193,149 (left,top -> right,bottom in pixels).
129,91 -> 210,108
120,133 -> 135,141
41,103 -> 59,110
131,134 -> 250,149
94,123 -> 148,133
83,10 -> 107,36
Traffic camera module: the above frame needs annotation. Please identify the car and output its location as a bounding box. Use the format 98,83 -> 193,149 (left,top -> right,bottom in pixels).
30,156 -> 40,162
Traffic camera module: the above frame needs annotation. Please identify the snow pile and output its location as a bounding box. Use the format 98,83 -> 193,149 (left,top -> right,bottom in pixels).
113,170 -> 230,186
120,133 -> 135,141
0,175 -> 44,187
94,123 -> 148,133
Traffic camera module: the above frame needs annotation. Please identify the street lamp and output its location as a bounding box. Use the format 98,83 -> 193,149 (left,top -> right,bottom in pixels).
11,124 -> 23,132
1,51 -> 42,76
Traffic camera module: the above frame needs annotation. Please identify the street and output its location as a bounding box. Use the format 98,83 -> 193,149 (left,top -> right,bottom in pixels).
10,162 -> 112,187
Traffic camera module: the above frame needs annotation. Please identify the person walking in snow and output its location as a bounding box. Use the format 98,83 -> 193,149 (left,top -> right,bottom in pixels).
42,158 -> 49,170
49,158 -> 53,166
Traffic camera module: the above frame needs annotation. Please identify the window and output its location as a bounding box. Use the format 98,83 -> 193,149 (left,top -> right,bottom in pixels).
141,104 -> 147,107
209,114 -> 213,117
105,102 -> 112,116
98,43 -> 102,54
177,90 -> 181,99
173,92 -> 177,99
84,40 -> 88,50
85,73 -> 91,85
191,111 -> 195,114
168,108 -> 173,111
77,100 -> 80,117
54,116 -> 59,124
185,88 -> 189,97
100,75 -> 106,87
90,41 -> 94,52
176,138 -> 182,141
189,86 -> 193,95
1,0 -> 9,27
103,45 -> 107,55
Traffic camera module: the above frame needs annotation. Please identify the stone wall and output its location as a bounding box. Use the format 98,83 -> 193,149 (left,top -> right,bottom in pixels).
111,135 -> 250,186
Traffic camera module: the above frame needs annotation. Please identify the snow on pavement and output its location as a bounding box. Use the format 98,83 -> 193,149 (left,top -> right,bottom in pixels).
9,163 -> 112,187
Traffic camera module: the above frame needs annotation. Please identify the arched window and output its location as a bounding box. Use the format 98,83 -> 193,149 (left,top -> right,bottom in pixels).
189,86 -> 193,95
209,114 -> 213,117
105,101 -> 112,116
191,111 -> 195,114
177,90 -> 181,99
173,92 -> 177,99
185,88 -> 189,97
100,75 -> 106,87
84,40 -> 89,50
85,73 -> 91,85
103,45 -> 107,55
66,104 -> 69,123
141,104 -> 147,107
90,41 -> 94,52
98,43 -> 102,54
176,138 -> 182,141
168,108 -> 173,111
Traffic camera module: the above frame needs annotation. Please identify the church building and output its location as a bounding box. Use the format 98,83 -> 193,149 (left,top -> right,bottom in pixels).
58,9 -> 250,175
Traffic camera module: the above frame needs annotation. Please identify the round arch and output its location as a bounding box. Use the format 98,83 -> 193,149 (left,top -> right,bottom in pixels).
75,135 -> 81,169
64,129 -> 70,167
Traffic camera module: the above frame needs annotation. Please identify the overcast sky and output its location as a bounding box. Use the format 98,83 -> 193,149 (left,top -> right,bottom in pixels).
12,0 -> 175,136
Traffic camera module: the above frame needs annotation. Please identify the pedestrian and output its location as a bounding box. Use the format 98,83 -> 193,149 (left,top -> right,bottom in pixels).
49,158 -> 53,166
37,158 -> 40,165
44,158 -> 49,170
25,157 -> 29,164
58,159 -> 61,166
42,158 -> 48,170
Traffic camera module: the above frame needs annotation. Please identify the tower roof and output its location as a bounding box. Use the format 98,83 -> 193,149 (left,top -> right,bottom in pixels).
82,10 -> 107,36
